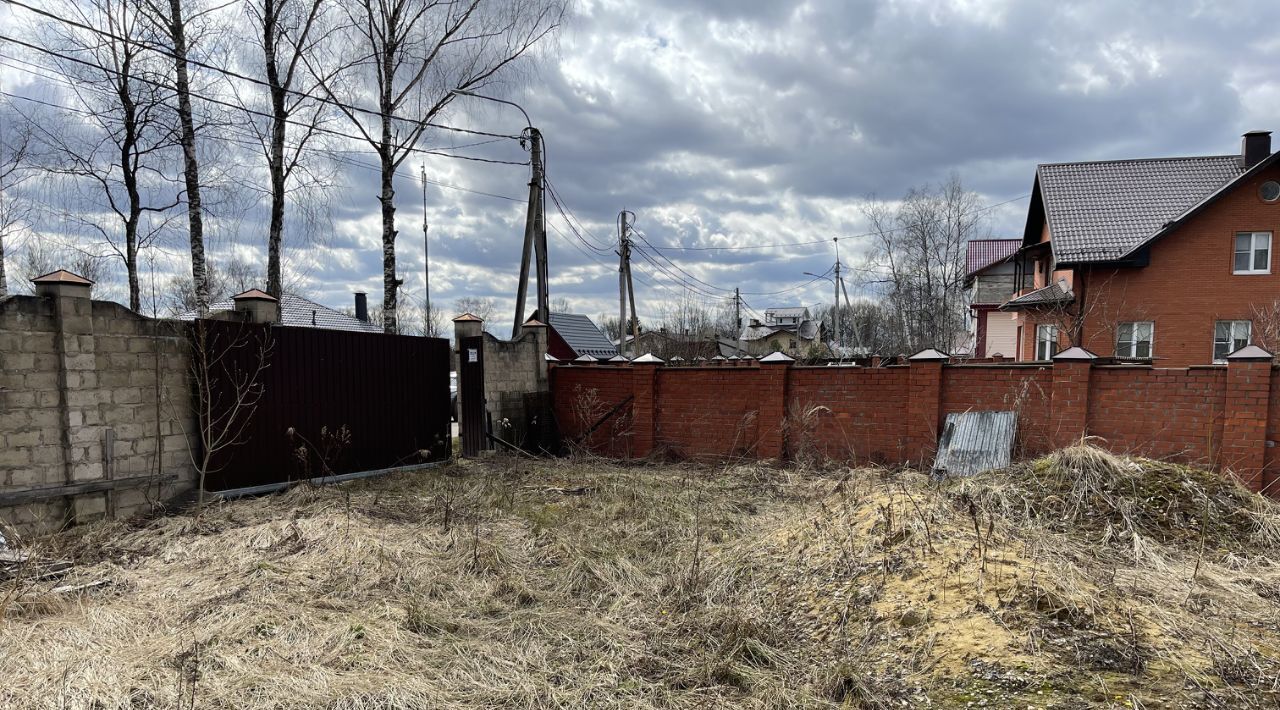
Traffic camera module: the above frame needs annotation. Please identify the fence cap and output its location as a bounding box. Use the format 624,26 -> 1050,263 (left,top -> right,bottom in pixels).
669,355 -> 685,361
574,354 -> 598,363
544,353 -> 559,362
1053,346 -> 1098,361
32,269 -> 93,286
908,348 -> 949,361
608,355 -> 630,362
522,318 -> 548,327
760,351 -> 794,363
452,313 -> 483,322
633,353 -> 664,364
231,288 -> 277,302
1227,344 -> 1274,362
710,355 -> 727,361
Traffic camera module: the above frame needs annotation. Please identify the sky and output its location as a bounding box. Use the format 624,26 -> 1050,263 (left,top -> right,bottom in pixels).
4,0 -> 1280,336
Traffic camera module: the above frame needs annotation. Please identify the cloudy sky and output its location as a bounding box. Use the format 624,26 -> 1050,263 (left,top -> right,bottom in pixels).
5,0 -> 1280,335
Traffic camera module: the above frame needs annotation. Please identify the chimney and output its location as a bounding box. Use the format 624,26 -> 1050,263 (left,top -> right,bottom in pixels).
354,292 -> 368,322
1242,130 -> 1272,169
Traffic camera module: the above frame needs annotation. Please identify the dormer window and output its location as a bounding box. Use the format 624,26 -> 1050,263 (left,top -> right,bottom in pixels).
1233,232 -> 1271,274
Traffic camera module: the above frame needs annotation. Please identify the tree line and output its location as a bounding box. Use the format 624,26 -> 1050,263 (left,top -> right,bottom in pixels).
0,0 -> 566,333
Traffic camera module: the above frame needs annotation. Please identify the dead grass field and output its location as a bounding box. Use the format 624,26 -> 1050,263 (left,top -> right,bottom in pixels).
2,446 -> 1280,708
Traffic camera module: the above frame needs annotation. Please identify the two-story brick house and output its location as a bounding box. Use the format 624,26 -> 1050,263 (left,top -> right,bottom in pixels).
1002,130 -> 1280,366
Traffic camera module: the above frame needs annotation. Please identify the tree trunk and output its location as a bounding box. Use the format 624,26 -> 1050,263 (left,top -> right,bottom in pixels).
0,233 -> 7,297
379,149 -> 398,334
264,0 -> 286,300
121,92 -> 142,312
167,0 -> 208,314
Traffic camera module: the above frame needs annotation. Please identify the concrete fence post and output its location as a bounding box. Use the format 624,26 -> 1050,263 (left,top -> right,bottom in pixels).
1050,346 -> 1097,448
906,349 -> 948,467
1222,345 -> 1274,493
33,270 -> 107,524
630,353 -> 662,457
758,352 -> 793,460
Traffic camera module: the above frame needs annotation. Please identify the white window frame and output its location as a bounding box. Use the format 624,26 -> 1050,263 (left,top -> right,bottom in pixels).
1035,324 -> 1058,361
1233,232 -> 1271,275
1213,320 -> 1251,363
1115,321 -> 1154,359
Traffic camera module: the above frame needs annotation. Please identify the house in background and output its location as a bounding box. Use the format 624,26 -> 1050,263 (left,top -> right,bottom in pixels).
1004,130 -> 1280,366
965,239 -> 1022,358
534,311 -> 618,361
738,306 -> 824,356
618,328 -> 736,359
180,291 -> 381,333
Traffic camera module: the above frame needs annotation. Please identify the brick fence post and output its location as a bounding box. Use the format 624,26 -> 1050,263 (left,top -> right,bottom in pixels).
758,352 -> 793,460
1222,345 -> 1274,493
1050,346 -> 1097,448
631,353 -> 662,458
906,349 -> 948,467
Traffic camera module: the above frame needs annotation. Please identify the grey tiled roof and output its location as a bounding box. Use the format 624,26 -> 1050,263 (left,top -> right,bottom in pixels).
547,312 -> 618,359
1038,155 -> 1244,263
1002,282 -> 1073,309
179,294 -> 382,333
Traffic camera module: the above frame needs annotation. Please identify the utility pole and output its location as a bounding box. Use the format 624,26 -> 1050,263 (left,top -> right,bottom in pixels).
833,237 -> 842,351
617,210 -> 637,356
512,127 -> 546,338
733,287 -> 742,355
421,165 -> 431,336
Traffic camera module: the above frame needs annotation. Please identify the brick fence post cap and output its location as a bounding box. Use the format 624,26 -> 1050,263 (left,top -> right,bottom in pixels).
908,348 -> 949,361
574,354 -> 598,363
608,354 -> 630,363
1227,345 -> 1274,361
1053,346 -> 1098,361
760,351 -> 794,363
633,353 -> 664,364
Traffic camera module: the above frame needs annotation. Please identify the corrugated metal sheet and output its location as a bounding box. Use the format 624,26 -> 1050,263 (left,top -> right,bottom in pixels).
547,312 -> 618,359
932,410 -> 1017,478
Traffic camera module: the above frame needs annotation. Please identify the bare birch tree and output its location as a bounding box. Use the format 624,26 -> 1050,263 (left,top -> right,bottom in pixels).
316,0 -> 565,334
0,108 -> 34,297
136,0 -> 219,314
861,174 -> 985,354
35,0 -> 180,311
236,0 -> 335,301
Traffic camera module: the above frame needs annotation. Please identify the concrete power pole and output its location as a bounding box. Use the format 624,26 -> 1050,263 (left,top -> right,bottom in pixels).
617,210 -> 637,356
832,237 -> 841,351
734,287 -> 742,355
512,127 -> 546,337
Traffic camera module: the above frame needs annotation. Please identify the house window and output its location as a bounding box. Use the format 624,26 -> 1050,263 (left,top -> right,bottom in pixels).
1115,322 -> 1154,358
1233,232 -> 1271,274
1035,324 -> 1058,361
1213,320 -> 1251,362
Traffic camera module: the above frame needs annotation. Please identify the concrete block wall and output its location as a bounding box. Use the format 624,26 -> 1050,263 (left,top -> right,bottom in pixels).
0,294 -> 198,537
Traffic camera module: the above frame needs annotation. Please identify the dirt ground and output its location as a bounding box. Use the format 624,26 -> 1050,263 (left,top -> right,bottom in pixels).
2,447 -> 1279,708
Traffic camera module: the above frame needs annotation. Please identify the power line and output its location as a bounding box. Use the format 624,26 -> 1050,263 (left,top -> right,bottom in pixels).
0,34 -> 530,166
0,0 -> 521,141
639,193 -> 1032,252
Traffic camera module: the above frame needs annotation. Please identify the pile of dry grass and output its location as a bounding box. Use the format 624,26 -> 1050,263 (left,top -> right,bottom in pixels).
2,446 -> 1279,708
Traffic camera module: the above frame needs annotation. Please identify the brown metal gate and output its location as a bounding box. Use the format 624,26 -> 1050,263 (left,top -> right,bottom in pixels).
459,335 -> 486,456
195,319 -> 451,490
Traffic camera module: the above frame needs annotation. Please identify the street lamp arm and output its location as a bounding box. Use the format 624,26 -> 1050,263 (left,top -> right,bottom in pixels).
450,89 -> 532,130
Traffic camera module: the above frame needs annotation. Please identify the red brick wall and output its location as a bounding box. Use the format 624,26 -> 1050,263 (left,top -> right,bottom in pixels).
653,368 -> 766,459
787,366 -> 910,464
1088,366 -> 1226,466
941,365 -> 1054,455
552,358 -> 1280,497
551,366 -> 636,457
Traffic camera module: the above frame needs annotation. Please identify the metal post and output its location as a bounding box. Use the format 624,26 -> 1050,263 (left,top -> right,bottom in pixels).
618,210 -> 628,357
421,165 -> 431,336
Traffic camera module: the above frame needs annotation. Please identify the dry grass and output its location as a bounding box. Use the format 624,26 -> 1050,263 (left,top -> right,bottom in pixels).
2,447 -> 1280,708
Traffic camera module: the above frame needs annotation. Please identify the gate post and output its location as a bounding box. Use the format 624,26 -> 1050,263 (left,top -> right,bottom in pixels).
453,314 -> 486,457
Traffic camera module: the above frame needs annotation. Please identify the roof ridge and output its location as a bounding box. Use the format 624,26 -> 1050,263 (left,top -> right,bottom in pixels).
1039,154 -> 1237,169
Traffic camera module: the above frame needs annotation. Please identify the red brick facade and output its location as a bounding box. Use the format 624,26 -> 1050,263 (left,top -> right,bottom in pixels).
552,356 -> 1280,497
1017,161 -> 1280,366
